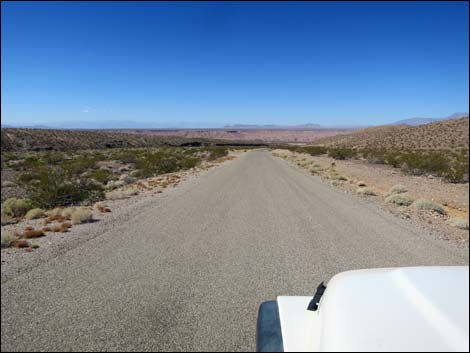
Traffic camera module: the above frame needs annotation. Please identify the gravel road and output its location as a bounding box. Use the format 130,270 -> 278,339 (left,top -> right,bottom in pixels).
1,150 -> 468,352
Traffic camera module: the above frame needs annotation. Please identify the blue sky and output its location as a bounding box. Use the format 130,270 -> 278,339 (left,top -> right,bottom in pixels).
1,1 -> 468,127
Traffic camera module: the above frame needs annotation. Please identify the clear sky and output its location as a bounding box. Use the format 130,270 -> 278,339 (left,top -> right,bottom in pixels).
1,1 -> 469,127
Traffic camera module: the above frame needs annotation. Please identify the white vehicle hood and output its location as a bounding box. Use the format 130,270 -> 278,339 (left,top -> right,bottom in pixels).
278,266 -> 469,352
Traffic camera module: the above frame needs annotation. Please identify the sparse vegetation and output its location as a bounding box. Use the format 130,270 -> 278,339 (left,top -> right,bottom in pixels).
388,184 -> 408,195
356,187 -> 377,196
1,231 -> 17,248
275,145 -> 469,183
106,187 -> 139,200
412,199 -> 446,214
1,198 -> 33,218
2,145 -> 237,211
24,208 -> 45,220
70,208 -> 93,225
385,194 -> 415,206
447,218 -> 469,230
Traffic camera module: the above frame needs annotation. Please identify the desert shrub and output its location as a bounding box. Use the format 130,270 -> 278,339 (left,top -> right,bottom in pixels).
134,148 -> 202,178
206,146 -> 229,161
328,148 -> 357,160
1,231 -> 17,248
61,207 -> 77,219
444,150 -> 469,183
356,187 -> 377,196
18,171 -> 39,184
356,181 -> 367,187
388,184 -> 408,195
87,169 -> 115,184
27,169 -> 104,209
400,151 -> 450,177
363,149 -> 387,164
304,146 -> 328,156
70,208 -> 93,225
24,208 -> 45,220
41,151 -> 66,165
1,213 -> 16,226
48,207 -> 66,217
447,217 -> 469,230
310,164 -> 323,174
105,187 -> 139,200
1,198 -> 33,217
412,199 -> 446,214
385,194 -> 415,206
61,156 -> 99,176
330,174 -> 347,181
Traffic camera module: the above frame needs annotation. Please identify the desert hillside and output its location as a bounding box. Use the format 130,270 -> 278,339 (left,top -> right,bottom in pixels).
314,117 -> 469,150
0,128 -> 259,152
106,127 -> 354,143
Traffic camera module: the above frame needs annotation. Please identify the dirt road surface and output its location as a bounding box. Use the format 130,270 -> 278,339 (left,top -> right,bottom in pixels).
2,150 -> 468,351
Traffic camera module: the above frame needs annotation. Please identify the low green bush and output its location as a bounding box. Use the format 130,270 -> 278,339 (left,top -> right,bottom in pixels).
385,194 -> 414,206
328,148 -> 358,160
412,199 -> 446,214
26,169 -> 104,209
1,197 -> 33,217
1,231 -> 17,248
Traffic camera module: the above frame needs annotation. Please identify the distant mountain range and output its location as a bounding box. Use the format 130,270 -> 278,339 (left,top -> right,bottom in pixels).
2,113 -> 468,130
390,112 -> 468,126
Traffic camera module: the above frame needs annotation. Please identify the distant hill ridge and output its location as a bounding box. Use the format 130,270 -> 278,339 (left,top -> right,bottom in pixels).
313,117 -> 469,150
0,128 -> 261,152
223,123 -> 322,130
391,112 -> 468,126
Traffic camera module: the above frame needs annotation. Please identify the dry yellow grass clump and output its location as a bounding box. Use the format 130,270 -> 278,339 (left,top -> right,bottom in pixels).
70,208 -> 93,225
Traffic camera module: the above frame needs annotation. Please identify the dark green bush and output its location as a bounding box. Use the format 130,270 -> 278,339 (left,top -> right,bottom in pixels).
206,146 -> 229,161
27,168 -> 104,208
303,146 -> 328,156
87,169 -> 115,184
328,148 -> 358,160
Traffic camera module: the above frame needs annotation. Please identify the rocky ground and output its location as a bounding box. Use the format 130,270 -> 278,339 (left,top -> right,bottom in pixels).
272,149 -> 469,244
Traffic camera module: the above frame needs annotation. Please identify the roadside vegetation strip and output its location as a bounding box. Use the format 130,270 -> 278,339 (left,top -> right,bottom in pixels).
271,149 -> 469,239
1,145 -> 242,229
271,145 -> 469,183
